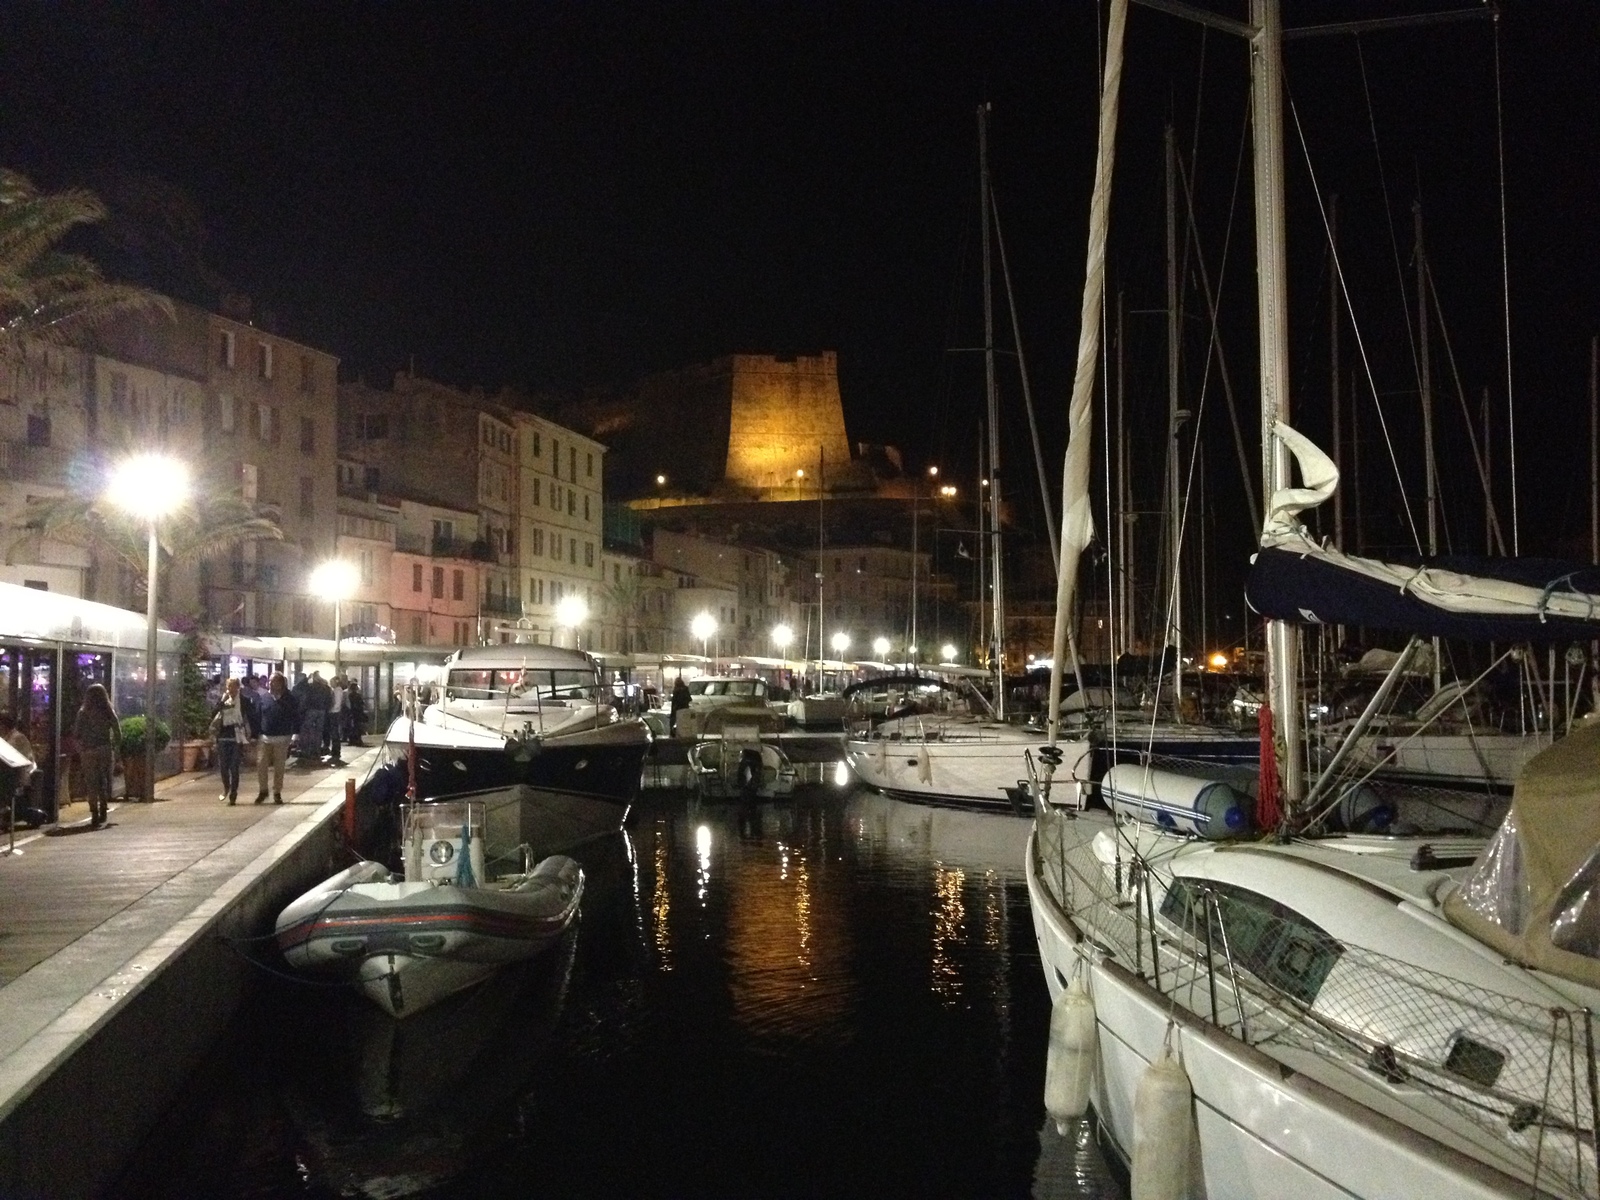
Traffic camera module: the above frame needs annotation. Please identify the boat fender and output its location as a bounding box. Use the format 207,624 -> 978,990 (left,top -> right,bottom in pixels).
1044,973 -> 1097,1130
917,744 -> 933,785
875,736 -> 887,773
1131,1036 -> 1193,1200
1336,783 -> 1394,833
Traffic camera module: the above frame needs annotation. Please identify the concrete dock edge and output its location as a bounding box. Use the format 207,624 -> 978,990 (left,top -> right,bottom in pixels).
0,772 -> 357,1198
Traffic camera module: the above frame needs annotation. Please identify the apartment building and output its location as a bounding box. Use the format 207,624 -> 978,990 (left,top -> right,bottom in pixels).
0,341 -> 97,595
389,499 -> 487,648
340,373 -> 522,639
795,543 -> 949,659
512,412 -> 604,646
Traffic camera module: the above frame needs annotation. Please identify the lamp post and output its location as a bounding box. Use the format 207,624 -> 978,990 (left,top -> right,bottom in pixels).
107,454 -> 190,802
692,611 -> 717,670
772,622 -> 793,689
555,594 -> 589,650
309,560 -> 359,683
941,643 -> 959,663
873,636 -> 890,662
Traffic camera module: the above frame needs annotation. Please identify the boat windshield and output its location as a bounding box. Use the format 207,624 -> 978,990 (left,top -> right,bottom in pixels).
446,667 -> 601,703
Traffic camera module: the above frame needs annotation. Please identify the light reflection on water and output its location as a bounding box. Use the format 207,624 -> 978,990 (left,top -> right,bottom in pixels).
119,783 -> 1123,1199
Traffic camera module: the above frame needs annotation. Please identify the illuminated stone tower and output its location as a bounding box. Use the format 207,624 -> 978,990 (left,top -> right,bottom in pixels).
722,352 -> 853,492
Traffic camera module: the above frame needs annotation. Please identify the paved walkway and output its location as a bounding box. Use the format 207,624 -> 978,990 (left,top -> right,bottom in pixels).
0,748 -> 379,987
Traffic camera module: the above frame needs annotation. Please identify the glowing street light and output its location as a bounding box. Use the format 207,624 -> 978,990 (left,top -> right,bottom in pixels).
655,473 -> 667,486
692,611 -> 718,666
555,593 -> 589,649
941,643 -> 958,663
771,623 -> 793,653
107,453 -> 190,802
939,484 -> 957,499
309,559 -> 359,682
830,631 -> 851,658
872,636 -> 890,660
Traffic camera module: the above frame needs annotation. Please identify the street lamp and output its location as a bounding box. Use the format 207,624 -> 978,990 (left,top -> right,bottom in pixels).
309,559 -> 359,683
107,453 -> 190,802
941,643 -> 958,663
873,636 -> 890,661
831,631 -> 850,657
555,593 -> 589,649
692,611 -> 717,669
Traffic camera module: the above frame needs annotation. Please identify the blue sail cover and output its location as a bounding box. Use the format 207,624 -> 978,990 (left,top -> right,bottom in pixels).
1248,541 -> 1600,643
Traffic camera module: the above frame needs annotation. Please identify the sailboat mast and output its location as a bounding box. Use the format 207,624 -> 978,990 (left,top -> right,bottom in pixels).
1117,288 -> 1131,657
1252,0 -> 1303,809
979,101 -> 1005,716
817,444 -> 825,685
1415,202 -> 1441,693
1165,123 -> 1184,716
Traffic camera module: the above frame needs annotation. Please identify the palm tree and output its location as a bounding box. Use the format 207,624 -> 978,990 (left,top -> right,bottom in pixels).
0,168 -> 168,347
10,464 -> 282,612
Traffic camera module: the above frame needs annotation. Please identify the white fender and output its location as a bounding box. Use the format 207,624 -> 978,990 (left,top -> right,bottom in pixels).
917,743 -> 933,784
1044,974 -> 1096,1129
875,736 -> 887,773
1131,1042 -> 1193,1200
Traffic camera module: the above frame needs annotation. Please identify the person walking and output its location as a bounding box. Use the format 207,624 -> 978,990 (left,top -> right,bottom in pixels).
345,681 -> 367,746
73,683 -> 120,829
326,674 -> 346,766
210,677 -> 252,805
670,674 -> 691,736
255,673 -> 298,804
306,670 -> 332,760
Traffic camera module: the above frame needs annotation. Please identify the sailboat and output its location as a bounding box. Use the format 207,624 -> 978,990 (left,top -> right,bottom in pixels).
1027,1 -> 1600,1195
843,104 -> 1091,811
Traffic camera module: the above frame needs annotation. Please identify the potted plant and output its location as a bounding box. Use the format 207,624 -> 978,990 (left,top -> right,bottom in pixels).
119,715 -> 171,800
174,631 -> 213,772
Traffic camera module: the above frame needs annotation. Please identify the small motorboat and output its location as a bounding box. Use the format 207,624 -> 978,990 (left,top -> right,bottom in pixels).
687,726 -> 797,800
276,798 -> 583,1018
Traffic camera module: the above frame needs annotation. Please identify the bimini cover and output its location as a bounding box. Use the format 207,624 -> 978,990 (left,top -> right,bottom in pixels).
1443,719 -> 1600,988
1246,421 -> 1600,643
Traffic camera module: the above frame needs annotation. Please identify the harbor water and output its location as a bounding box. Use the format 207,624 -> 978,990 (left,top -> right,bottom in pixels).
116,783 -> 1123,1198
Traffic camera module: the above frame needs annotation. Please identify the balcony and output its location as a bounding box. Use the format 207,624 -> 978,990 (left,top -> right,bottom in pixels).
0,441 -> 71,486
394,532 -> 495,562
480,593 -> 524,618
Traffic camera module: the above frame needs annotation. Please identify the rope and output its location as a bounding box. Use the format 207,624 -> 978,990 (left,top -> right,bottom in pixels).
1289,82 -> 1421,553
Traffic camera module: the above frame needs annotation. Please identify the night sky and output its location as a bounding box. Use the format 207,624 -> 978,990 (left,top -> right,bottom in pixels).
3,2 -> 1597,588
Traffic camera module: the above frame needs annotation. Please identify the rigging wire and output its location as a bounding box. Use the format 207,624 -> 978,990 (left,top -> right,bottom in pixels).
1288,89 -> 1423,553
1493,9 -> 1519,554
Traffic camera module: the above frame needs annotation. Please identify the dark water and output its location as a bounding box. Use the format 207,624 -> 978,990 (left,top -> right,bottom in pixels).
118,785 -> 1122,1199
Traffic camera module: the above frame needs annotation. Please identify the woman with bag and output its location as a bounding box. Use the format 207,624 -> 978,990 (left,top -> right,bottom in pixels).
211,677 -> 253,805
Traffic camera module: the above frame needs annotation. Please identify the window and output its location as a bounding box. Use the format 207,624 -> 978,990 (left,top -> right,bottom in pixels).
569,537 -> 577,564
1160,878 -> 1342,1007
359,548 -> 375,585
432,566 -> 444,599
500,429 -> 511,453
258,341 -> 273,380
583,495 -> 590,521
299,476 -> 314,519
550,484 -> 559,511
584,542 -> 594,568
532,478 -> 541,507
432,518 -> 455,544
567,490 -> 575,516
219,393 -> 235,433
363,466 -> 380,492
586,452 -> 593,478
219,330 -> 236,368
360,413 -> 388,440
412,563 -> 423,592
300,416 -> 315,455
552,440 -> 560,478
537,578 -> 545,604
613,563 -> 621,583
532,431 -> 541,457
452,569 -> 464,601
411,614 -> 425,643
26,414 -> 50,447
255,403 -> 278,443
300,354 -> 314,393
532,528 -> 544,556
22,580 -> 46,591
569,446 -> 577,479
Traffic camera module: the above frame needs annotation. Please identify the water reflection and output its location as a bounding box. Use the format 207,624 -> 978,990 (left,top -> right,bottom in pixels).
126,786 -> 1123,1198
1032,1114 -> 1126,1199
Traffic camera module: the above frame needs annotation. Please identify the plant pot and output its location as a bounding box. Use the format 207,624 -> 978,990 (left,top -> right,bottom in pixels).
122,756 -> 148,801
181,743 -> 203,772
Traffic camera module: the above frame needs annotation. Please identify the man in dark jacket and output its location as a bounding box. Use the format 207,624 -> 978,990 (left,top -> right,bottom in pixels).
255,673 -> 299,804
670,674 -> 691,736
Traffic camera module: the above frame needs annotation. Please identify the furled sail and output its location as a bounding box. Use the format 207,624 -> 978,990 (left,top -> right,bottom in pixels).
1246,422 -> 1600,642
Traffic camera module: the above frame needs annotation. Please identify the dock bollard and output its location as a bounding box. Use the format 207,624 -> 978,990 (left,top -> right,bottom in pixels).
342,777 -> 357,845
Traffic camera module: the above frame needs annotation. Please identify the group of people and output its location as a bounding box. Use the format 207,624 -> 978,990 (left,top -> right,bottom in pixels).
207,671 -> 369,805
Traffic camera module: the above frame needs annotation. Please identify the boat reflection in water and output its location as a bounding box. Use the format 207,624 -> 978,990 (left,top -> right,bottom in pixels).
281,920 -> 578,1198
